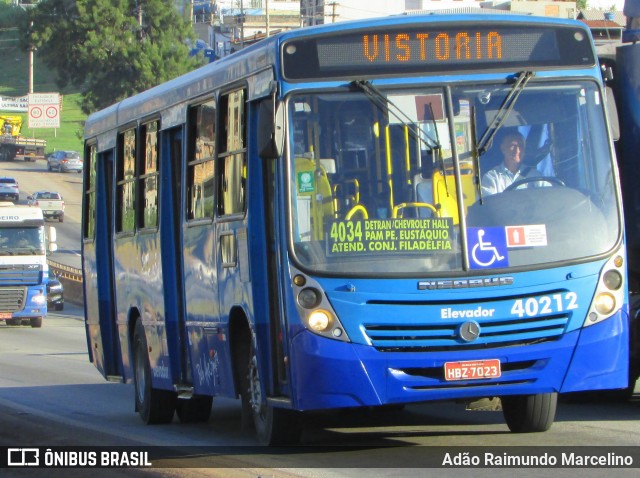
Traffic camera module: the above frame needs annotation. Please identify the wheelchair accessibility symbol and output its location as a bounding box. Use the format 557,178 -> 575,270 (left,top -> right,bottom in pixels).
467,227 -> 509,269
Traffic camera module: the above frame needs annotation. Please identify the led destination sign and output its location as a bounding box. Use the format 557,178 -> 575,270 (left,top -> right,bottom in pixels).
282,23 -> 595,80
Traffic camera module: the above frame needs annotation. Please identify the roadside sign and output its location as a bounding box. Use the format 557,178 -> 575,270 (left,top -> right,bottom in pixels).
0,95 -> 28,112
28,93 -> 60,128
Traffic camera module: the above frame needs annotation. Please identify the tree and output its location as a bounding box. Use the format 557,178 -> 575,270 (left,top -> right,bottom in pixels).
21,0 -> 204,114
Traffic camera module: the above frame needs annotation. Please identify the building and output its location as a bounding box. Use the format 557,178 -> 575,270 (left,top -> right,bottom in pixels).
179,0 -> 301,56
579,10 -> 626,45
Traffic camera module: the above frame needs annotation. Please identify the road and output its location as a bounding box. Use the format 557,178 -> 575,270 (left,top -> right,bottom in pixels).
0,159 -> 639,477
0,305 -> 640,477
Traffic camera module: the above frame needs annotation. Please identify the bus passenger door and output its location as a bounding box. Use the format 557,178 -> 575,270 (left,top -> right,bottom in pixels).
85,149 -> 123,379
160,126 -> 189,387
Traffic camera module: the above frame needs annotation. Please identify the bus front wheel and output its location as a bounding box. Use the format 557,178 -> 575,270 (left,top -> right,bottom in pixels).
242,342 -> 301,445
133,320 -> 176,424
501,392 -> 557,433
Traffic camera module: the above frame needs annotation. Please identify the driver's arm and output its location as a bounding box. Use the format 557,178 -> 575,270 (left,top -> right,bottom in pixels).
481,170 -> 501,196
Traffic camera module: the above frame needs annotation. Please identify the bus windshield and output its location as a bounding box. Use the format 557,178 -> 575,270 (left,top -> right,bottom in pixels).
288,80 -> 620,275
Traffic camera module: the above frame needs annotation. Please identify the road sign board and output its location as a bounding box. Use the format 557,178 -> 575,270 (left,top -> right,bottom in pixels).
28,93 -> 60,128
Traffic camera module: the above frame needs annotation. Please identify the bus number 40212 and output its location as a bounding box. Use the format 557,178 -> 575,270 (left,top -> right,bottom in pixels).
510,293 -> 579,318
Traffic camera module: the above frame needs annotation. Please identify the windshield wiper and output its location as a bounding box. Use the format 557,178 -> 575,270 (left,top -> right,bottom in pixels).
472,71 -> 534,205
475,71 -> 535,157
351,80 -> 440,151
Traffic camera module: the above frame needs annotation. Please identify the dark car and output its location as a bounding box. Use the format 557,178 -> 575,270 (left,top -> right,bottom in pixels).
47,272 -> 64,311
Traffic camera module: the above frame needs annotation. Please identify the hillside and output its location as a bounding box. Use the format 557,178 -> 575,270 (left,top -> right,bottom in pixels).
0,9 -> 85,154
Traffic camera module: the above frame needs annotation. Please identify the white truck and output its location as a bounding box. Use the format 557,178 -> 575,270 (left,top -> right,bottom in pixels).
0,203 -> 57,327
27,191 -> 65,222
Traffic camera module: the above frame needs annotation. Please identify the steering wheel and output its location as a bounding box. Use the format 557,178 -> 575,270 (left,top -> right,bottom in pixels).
503,176 -> 565,192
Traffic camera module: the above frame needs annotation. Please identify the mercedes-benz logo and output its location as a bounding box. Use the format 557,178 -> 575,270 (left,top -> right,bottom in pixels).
458,321 -> 481,342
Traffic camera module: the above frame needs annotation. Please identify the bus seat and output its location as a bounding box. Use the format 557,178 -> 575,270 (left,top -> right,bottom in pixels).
294,157 -> 334,241
333,178 -> 364,219
459,163 -> 477,208
433,169 -> 459,223
433,163 -> 477,223
414,173 -> 434,218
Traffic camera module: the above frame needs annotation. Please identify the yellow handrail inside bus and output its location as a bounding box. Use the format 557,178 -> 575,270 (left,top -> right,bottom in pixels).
392,202 -> 438,218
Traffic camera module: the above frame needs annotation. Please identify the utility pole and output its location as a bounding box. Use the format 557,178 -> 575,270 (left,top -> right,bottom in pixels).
327,2 -> 339,23
265,0 -> 269,37
28,21 -> 33,94
240,0 -> 244,49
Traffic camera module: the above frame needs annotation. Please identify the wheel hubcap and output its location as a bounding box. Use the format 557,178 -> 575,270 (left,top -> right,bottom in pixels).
248,355 -> 263,415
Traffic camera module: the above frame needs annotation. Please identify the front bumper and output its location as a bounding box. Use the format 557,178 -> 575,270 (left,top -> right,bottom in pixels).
288,310 -> 628,410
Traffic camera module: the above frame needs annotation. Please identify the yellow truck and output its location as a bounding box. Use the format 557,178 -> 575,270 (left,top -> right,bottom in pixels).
0,115 -> 46,162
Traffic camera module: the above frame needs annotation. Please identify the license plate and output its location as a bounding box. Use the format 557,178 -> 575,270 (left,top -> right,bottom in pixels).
0,312 -> 12,319
444,359 -> 501,381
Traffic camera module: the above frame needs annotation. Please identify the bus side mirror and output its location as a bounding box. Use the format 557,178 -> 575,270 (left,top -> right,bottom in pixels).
606,86 -> 620,142
258,98 -> 285,159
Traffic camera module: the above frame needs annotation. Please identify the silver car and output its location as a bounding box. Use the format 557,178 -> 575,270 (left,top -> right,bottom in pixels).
0,177 -> 19,201
47,150 -> 83,173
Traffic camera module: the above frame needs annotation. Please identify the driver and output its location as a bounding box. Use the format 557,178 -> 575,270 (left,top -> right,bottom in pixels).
481,131 -> 539,196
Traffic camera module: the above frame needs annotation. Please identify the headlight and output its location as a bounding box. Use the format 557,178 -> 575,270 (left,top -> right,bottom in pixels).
594,292 -> 616,315
32,294 -> 46,305
602,270 -> 623,291
584,250 -> 626,327
298,288 -> 321,309
291,267 -> 350,342
307,310 -> 332,332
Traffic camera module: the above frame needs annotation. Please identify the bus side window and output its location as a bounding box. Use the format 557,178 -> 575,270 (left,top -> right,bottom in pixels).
218,89 -> 246,216
187,99 -> 216,220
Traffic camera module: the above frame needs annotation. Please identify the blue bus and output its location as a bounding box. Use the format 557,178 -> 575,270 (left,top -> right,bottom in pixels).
597,32 -> 640,392
82,14 -> 628,445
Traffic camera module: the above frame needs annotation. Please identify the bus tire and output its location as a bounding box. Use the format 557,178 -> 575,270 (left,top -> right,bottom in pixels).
242,342 -> 301,446
133,320 -> 176,424
176,395 -> 213,423
30,317 -> 42,328
502,392 -> 557,433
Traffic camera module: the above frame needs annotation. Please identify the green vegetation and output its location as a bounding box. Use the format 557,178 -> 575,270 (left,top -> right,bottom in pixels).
0,3 -> 84,153
27,0 -> 203,114
2,0 -> 203,154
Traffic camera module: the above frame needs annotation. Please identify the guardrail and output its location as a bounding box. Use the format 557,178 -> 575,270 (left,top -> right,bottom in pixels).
48,259 -> 82,282
48,259 -> 83,306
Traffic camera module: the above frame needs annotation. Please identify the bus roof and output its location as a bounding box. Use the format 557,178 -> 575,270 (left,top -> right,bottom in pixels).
84,13 -> 592,140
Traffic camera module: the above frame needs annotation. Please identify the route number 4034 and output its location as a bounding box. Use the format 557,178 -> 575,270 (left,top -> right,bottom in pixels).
510,292 -> 579,318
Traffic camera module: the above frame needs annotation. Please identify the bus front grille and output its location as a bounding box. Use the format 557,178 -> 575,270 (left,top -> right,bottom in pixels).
364,314 -> 568,352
